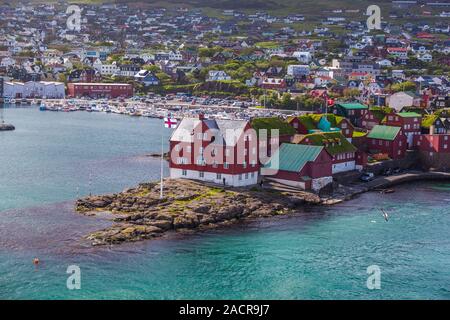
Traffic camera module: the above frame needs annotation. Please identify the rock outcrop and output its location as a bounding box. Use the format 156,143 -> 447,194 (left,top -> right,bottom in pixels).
75,179 -> 321,246
0,123 -> 15,131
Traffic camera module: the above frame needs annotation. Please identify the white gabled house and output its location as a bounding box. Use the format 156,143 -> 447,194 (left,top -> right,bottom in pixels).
207,70 -> 231,82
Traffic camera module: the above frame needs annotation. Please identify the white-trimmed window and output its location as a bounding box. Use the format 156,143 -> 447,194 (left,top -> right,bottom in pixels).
182,170 -> 187,176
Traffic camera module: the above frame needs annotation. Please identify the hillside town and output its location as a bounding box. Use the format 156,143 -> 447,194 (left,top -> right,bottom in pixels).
0,1 -> 449,191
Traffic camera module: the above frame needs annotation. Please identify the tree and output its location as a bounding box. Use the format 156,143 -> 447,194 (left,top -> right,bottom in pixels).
143,65 -> 160,73
391,81 -> 416,93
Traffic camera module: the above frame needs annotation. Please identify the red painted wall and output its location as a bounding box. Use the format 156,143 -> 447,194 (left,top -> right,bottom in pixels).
413,134 -> 450,153
67,83 -> 134,98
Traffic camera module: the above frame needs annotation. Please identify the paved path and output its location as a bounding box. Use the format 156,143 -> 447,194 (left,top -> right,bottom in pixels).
322,171 -> 450,204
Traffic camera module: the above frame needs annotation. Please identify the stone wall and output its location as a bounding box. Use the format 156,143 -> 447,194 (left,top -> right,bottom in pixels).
365,150 -> 420,175
417,151 -> 450,171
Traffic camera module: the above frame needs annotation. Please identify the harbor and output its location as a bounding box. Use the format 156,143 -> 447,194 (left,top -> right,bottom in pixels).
1,96 -> 307,121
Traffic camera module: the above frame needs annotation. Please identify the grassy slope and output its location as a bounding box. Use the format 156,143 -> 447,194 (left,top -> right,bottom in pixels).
4,0 -> 443,22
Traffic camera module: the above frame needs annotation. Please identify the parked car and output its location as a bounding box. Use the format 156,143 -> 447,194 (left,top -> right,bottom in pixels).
360,172 -> 375,182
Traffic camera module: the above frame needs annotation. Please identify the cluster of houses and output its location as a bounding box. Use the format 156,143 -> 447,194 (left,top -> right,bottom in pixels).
0,1 -> 449,189
169,101 -> 450,191
0,2 -> 449,104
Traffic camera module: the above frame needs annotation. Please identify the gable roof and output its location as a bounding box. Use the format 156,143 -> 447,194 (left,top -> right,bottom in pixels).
367,125 -> 401,141
298,131 -> 357,155
170,117 -> 248,146
368,107 -> 393,121
265,143 -> 324,172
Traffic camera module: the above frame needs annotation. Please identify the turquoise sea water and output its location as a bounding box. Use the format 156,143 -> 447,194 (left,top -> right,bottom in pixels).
0,107 -> 449,299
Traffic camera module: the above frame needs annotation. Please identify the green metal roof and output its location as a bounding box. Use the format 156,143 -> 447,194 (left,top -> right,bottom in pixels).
265,144 -> 323,172
336,103 -> 368,110
396,112 -> 421,118
367,125 -> 401,141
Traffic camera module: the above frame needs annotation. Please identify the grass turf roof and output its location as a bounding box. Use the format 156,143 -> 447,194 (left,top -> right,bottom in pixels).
251,117 -> 296,136
291,114 -> 346,130
369,107 -> 393,121
309,114 -> 346,127
300,131 -> 357,156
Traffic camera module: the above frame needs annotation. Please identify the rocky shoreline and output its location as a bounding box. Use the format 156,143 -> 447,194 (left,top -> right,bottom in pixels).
75,171 -> 450,246
75,179 -> 321,246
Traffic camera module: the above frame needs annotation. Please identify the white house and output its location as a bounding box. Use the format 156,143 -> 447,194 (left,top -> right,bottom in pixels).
376,59 -> 393,67
207,70 -> 231,82
417,53 -> 432,62
287,64 -> 310,77
169,51 -> 183,61
1,57 -> 16,67
4,81 -> 65,99
387,92 -> 422,111
93,59 -> 119,75
292,51 -> 313,63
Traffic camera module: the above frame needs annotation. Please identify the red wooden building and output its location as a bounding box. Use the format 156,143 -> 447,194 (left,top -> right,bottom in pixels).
294,131 -> 358,174
67,83 -> 134,98
413,134 -> 450,153
263,143 -> 333,191
383,112 -> 422,148
366,125 -> 407,160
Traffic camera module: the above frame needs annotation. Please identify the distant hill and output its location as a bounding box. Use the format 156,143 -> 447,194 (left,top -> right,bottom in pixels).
115,0 -> 394,15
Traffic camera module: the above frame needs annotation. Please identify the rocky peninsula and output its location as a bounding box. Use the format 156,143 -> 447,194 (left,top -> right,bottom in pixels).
75,171 -> 450,246
75,179 -> 321,246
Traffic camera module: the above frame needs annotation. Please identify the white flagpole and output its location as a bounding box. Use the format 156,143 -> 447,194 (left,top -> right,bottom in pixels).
160,118 -> 165,199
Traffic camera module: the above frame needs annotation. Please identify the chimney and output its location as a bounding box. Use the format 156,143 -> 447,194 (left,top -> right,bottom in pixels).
198,113 -> 205,120
430,124 -> 435,136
